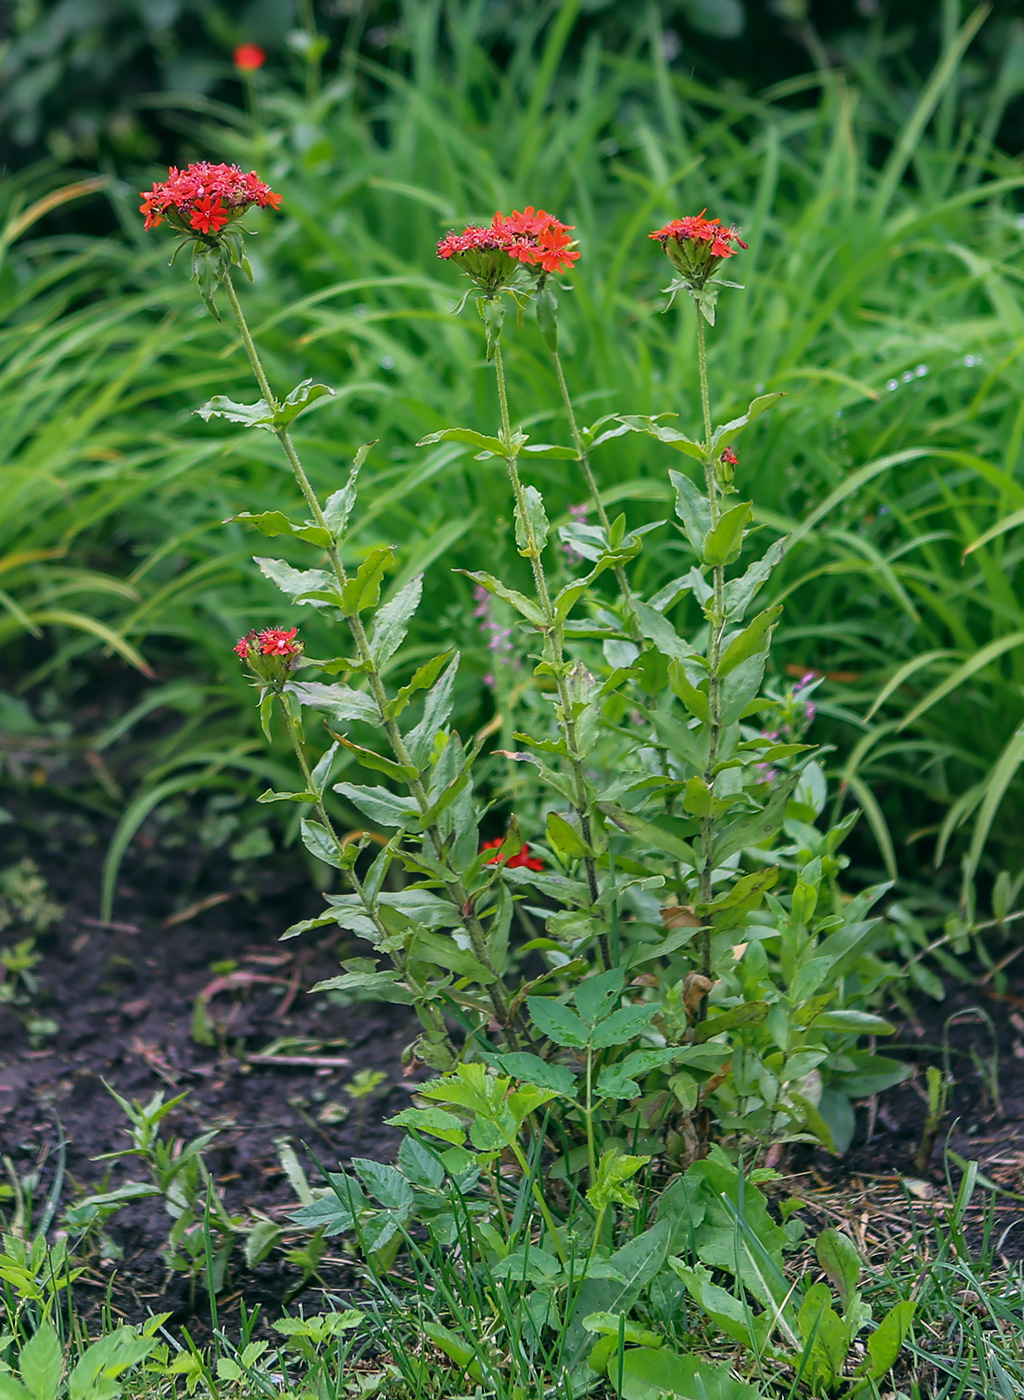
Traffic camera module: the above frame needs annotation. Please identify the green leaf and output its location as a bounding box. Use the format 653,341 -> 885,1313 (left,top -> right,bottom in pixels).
598,802 -> 696,866
591,1003 -> 655,1048
514,484 -> 549,556
816,1229 -> 861,1310
668,661 -> 711,722
370,575 -> 423,669
273,379 -> 336,428
386,650 -> 454,720
860,1300 -> 915,1381
312,969 -> 415,1004
287,680 -> 379,725
694,1001 -> 769,1043
19,1322 -> 62,1400
711,392 -> 785,453
632,600 -> 690,662
495,1053 -> 576,1096
614,1346 -> 767,1400
547,810 -> 592,859
704,501 -> 752,566
332,782 -> 419,829
257,787 -> 316,804
330,733 -> 419,782
617,415 -> 706,462
670,469 -> 712,555
461,570 -> 546,627
340,547 -> 394,614
417,426 -> 508,455
255,558 -> 335,608
300,818 -> 343,870
406,656 -> 459,767
195,394 -> 274,428
323,441 -> 374,538
718,605 -> 782,676
408,928 -> 495,983
230,510 -> 332,548
527,996 -> 591,1048
811,1010 -> 895,1034
723,538 -> 786,620
536,283 -> 559,352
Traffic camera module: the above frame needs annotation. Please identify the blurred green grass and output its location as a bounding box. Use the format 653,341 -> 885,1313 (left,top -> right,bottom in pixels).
4,2 -> 1024,911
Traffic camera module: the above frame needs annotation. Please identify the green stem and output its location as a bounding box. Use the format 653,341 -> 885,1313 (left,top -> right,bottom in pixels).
492,327 -> 610,967
223,271 -> 516,1038
695,313 -> 725,988
550,345 -> 640,638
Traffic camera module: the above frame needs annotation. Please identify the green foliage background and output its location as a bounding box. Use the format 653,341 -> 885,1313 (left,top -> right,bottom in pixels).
3,0 -> 1024,916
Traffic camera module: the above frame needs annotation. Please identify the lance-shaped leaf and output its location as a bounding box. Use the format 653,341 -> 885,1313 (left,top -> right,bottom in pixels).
693,1001 -> 770,1043
598,802 -> 696,866
256,557 -> 335,608
340,547 -> 394,615
370,575 -> 423,669
723,538 -> 786,620
386,649 -> 453,721
617,415 -> 706,462
632,600 -> 690,662
195,394 -> 275,428
670,470 -> 712,555
711,773 -> 797,863
301,818 -> 343,869
287,680 -> 379,725
417,426 -> 509,455
514,484 -> 549,556
324,441 -> 375,538
333,782 -> 420,829
718,604 -> 782,676
710,392 -> 785,453
229,510 -> 333,548
328,732 -> 420,782
406,655 -> 459,768
273,379 -> 336,428
460,570 -> 546,627
704,500 -> 752,567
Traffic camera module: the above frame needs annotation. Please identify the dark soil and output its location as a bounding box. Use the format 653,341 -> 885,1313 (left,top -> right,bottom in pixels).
2,791 -> 1023,1343
0,794 -> 418,1338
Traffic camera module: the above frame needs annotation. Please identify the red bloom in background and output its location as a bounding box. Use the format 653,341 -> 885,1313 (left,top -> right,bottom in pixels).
140,161 -> 282,233
257,626 -> 300,656
481,838 -> 545,871
234,43 -> 266,71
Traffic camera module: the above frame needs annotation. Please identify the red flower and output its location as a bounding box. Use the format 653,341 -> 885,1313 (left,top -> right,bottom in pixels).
234,632 -> 255,659
481,837 -> 544,871
190,195 -> 228,234
721,446 -> 738,466
257,626 -> 300,656
648,211 -> 747,258
139,161 -> 281,233
437,206 -> 579,287
234,43 -> 266,71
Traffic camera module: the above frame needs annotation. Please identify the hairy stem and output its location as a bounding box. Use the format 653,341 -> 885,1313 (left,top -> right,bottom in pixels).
223,271 -> 516,1038
696,313 -> 726,988
492,327 -> 610,967
550,345 -> 639,638
279,696 -> 453,1054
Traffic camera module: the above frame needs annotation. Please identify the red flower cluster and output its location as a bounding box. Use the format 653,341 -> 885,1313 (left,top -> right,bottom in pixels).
140,161 -> 282,233
234,626 -> 300,659
481,838 -> 544,871
648,212 -> 747,260
234,43 -> 266,71
438,206 -> 579,277
720,446 -> 738,467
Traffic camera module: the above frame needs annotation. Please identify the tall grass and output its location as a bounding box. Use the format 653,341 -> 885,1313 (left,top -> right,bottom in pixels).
4,1 -> 1024,913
